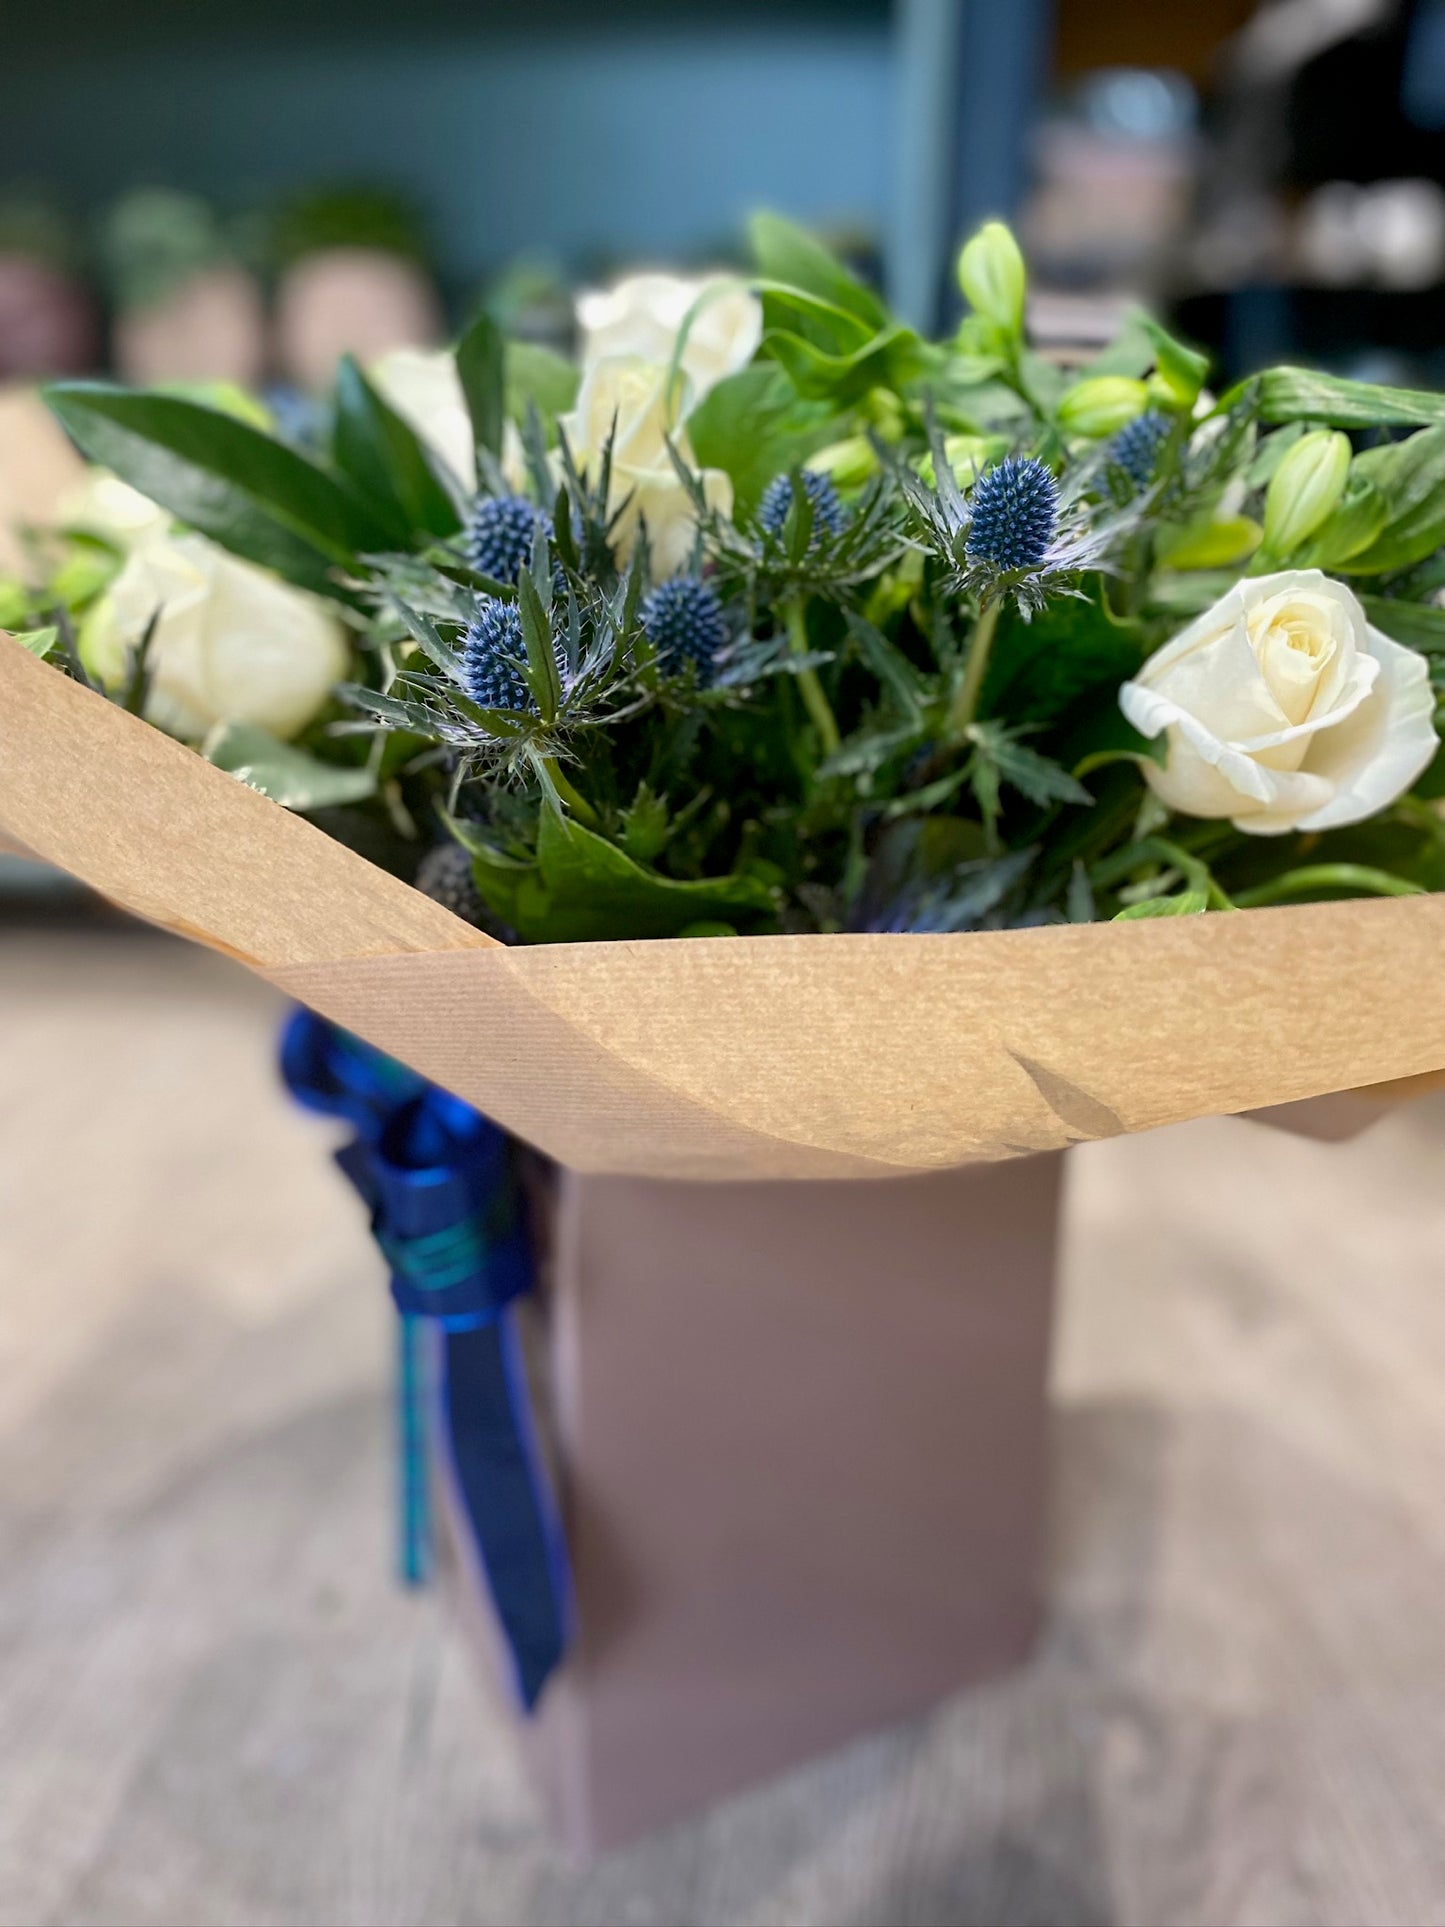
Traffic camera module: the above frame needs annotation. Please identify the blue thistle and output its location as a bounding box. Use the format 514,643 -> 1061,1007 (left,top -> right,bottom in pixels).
964,457 -> 1059,572
460,597 -> 531,712
465,494 -> 552,584
759,469 -> 847,546
640,576 -> 727,682
1109,410 -> 1171,489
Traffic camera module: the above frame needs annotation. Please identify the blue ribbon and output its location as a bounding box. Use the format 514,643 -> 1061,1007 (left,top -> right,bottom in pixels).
279,1009 -> 571,1710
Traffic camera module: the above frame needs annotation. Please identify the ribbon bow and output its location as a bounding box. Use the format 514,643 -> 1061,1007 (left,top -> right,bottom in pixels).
280,1010 -> 571,1710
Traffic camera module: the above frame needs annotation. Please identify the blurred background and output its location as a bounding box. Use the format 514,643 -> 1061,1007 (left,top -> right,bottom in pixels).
5,0 -> 1445,395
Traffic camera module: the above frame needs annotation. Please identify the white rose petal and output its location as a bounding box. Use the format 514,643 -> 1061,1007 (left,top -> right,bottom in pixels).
576,273 -> 762,404
58,470 -> 172,551
1120,569 -> 1438,835
560,354 -> 733,574
82,532 -> 350,743
370,346 -> 476,490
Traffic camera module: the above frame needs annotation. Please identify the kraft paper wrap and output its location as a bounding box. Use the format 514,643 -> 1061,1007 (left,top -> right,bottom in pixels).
3,637 -> 1444,1180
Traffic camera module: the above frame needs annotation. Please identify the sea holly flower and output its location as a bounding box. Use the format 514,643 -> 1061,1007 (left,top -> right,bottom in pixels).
460,596 -> 532,712
964,457 -> 1058,572
640,575 -> 727,682
465,494 -> 553,584
1109,410 -> 1172,489
1119,570 -> 1438,834
898,441 -> 1119,617
758,469 -> 848,547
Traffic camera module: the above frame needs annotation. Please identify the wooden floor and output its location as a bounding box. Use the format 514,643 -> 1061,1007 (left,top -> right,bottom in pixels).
3,926 -> 1445,1927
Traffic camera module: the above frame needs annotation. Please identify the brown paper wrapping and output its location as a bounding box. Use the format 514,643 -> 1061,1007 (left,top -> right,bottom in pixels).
4,636 -> 1443,1179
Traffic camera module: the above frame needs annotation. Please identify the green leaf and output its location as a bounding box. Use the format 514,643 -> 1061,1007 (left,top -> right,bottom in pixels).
44,382 -> 387,596
764,320 -> 929,407
748,212 -> 887,332
457,805 -> 776,942
1358,595 -> 1445,651
686,364 -> 839,515
844,611 -> 929,716
981,589 -> 1145,728
504,341 -> 578,429
971,727 -> 1093,808
1135,313 -> 1210,408
516,568 -> 561,720
1336,426 -> 1445,575
203,722 -> 377,810
332,355 -> 463,541
1253,367 -> 1445,429
456,310 -> 504,458
1113,891 -> 1208,919
14,626 -> 60,659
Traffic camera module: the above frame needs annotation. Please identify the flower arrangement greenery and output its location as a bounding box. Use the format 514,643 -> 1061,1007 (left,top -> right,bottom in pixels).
21,215 -> 1445,944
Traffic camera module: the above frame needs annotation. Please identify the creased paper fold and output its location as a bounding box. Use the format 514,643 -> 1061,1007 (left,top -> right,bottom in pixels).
4,637 -> 1443,1180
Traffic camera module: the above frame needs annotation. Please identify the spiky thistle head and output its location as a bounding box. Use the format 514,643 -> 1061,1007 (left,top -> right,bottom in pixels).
465,494 -> 552,583
964,457 -> 1059,572
415,841 -> 515,942
460,596 -> 530,711
640,575 -> 727,683
759,468 -> 848,546
1109,410 -> 1171,490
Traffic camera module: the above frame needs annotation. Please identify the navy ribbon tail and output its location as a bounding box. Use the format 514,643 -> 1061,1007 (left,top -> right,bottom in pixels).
279,1008 -> 571,1711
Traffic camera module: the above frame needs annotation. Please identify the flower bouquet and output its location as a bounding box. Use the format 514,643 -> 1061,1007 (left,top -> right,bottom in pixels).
5,216 -> 1445,1843
4,216 -> 1444,1167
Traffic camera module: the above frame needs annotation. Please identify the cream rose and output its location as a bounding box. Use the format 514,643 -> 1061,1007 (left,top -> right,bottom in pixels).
81,531 -> 350,742
58,470 -> 172,551
369,346 -> 476,490
370,345 -> 530,495
576,273 -> 762,404
560,355 -> 732,576
1119,570 -> 1438,835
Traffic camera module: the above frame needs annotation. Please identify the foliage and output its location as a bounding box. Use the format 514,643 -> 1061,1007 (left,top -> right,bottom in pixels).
34,218 -> 1445,943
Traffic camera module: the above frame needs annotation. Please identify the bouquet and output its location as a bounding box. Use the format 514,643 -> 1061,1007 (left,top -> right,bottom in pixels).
3,215 -> 1444,1177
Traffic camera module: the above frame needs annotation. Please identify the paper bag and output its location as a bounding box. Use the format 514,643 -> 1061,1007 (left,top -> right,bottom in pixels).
3,637 -> 1443,1180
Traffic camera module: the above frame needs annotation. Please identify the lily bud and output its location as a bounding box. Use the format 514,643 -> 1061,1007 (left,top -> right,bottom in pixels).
957,222 -> 1026,337
1057,376 -> 1149,439
806,436 -> 879,489
1262,430 -> 1351,557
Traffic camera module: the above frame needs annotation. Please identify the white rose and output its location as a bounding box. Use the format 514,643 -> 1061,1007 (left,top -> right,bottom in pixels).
1119,569 -> 1438,835
370,346 -> 531,495
370,346 -> 476,489
58,469 -> 172,551
560,355 -> 732,576
576,274 -> 762,404
81,531 -> 350,742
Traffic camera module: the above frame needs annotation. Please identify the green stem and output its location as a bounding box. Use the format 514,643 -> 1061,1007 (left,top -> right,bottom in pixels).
541,755 -> 601,831
947,595 -> 1001,738
1091,836 -> 1236,911
1234,865 -> 1424,908
784,596 -> 841,761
